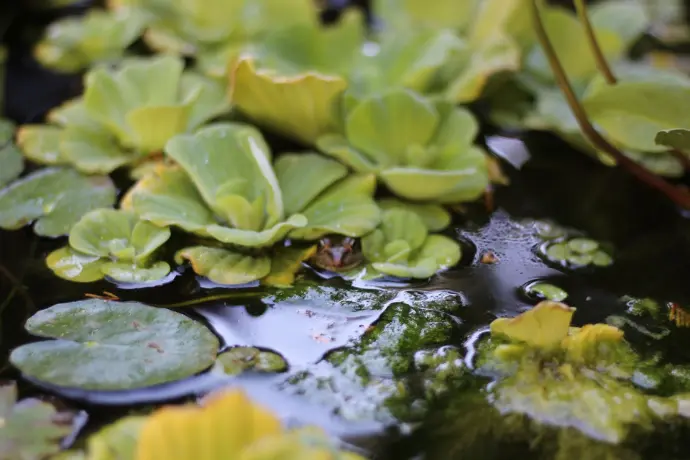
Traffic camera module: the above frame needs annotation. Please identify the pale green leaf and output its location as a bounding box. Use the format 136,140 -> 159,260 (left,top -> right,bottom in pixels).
583,81 -> 690,151
362,209 -> 427,263
101,261 -> 171,283
46,246 -> 108,283
204,214 -> 307,247
0,168 -> 117,237
345,89 -> 439,166
378,198 -> 451,232
10,300 -> 219,390
124,165 -> 216,233
60,126 -> 134,174
230,57 -> 347,145
175,246 -> 272,285
373,234 -> 461,278
274,153 -> 348,216
68,208 -> 170,262
126,105 -> 191,153
16,125 -> 65,165
316,134 -> 378,173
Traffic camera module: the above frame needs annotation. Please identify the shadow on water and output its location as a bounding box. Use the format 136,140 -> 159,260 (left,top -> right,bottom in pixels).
4,1 -> 690,459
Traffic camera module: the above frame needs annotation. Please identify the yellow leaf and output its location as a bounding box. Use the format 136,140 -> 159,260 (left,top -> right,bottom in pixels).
490,301 -> 575,349
229,58 -> 346,145
262,245 -> 317,288
136,390 -> 283,460
562,324 -> 624,364
239,427 -> 366,460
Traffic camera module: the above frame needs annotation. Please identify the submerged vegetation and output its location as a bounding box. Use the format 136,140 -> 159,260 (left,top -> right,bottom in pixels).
3,0 -> 690,458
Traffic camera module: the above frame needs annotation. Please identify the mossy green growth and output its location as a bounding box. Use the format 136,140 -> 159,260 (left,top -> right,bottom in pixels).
477,301 -> 690,444
281,301 -> 459,424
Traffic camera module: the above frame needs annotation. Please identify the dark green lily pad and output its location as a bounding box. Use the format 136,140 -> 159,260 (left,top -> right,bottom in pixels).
0,381 -> 81,459
0,120 -> 23,188
10,300 -> 219,390
0,167 -> 117,237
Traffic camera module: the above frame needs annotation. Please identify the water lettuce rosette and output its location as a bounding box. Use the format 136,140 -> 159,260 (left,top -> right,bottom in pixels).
46,208 -> 172,283
17,55 -> 229,175
110,0 -> 316,77
354,0 -> 523,103
122,122 -> 380,285
33,8 -> 148,72
317,89 -> 489,203
228,9 -> 365,146
479,301 -> 690,444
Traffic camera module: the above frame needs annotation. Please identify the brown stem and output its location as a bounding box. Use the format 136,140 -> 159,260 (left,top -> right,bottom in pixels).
531,0 -> 690,209
574,0 -> 617,84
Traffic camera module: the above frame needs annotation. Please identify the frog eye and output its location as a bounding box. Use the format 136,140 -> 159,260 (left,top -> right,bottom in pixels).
319,238 -> 332,249
342,237 -> 356,251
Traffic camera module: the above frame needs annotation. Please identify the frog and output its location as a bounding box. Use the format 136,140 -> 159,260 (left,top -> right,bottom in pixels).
307,236 -> 364,272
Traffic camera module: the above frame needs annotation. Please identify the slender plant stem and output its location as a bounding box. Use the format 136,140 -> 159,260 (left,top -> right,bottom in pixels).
158,292 -> 261,308
574,0 -> 617,84
573,0 -> 690,171
530,0 -> 690,209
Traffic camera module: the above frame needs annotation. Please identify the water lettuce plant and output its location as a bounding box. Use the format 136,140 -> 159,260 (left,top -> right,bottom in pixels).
479,301 -> 689,443
47,208 -> 172,283
110,0 -> 316,68
17,55 -> 229,174
122,123 -> 380,285
10,299 -> 219,390
317,89 -> 489,203
228,9 -> 365,145
34,8 -> 148,72
362,208 -> 461,278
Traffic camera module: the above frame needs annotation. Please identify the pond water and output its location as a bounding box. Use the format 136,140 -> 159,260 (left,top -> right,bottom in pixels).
4,1 -> 690,459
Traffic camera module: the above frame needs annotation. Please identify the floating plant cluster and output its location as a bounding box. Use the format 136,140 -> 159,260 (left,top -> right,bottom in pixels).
3,0 -> 690,458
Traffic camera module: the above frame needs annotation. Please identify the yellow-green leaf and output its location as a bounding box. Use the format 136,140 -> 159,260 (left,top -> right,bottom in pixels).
490,301 -> 576,349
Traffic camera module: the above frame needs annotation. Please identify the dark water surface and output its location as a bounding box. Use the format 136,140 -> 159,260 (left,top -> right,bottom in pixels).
4,2 -> 690,459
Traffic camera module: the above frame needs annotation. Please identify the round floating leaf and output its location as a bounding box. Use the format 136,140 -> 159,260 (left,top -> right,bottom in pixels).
175,246 -> 272,285
524,282 -> 568,302
567,238 -> 599,254
0,167 -> 117,237
215,347 -> 287,376
0,120 -> 23,188
10,300 -> 219,390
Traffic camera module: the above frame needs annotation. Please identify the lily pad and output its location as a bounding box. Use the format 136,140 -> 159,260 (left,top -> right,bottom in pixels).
0,120 -> 23,188
10,300 -> 219,390
0,381 -> 81,460
0,167 -> 117,237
